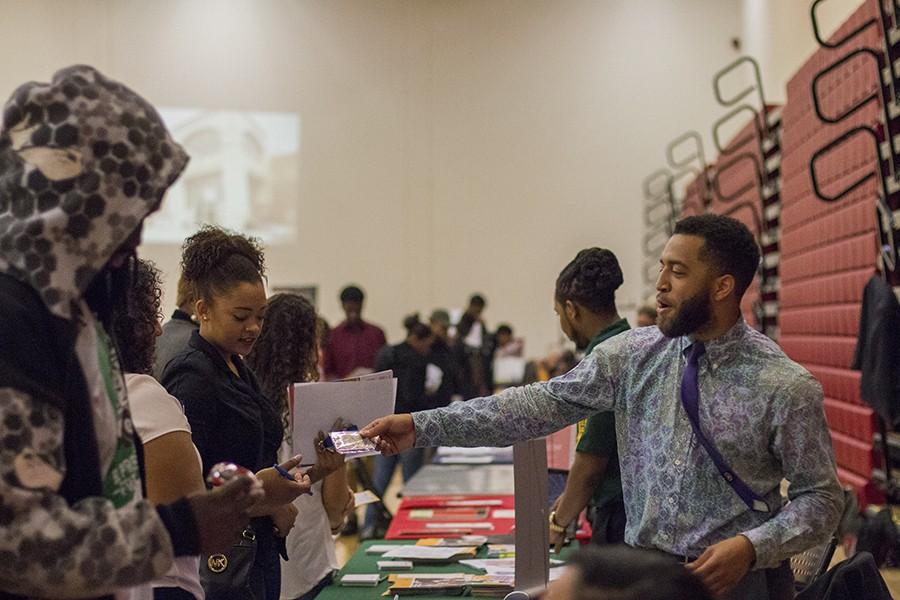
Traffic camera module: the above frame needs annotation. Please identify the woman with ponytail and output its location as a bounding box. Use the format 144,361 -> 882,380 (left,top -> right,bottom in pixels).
161,226 -> 311,600
246,293 -> 353,600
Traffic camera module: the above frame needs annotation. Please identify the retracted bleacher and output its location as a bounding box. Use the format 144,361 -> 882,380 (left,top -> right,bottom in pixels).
781,0 -> 900,507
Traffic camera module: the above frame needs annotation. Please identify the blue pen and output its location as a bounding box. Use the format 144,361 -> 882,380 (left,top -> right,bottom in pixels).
274,463 -> 315,495
273,463 -> 296,481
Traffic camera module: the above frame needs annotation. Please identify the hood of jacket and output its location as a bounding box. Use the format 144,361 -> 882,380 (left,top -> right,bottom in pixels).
0,65 -> 188,319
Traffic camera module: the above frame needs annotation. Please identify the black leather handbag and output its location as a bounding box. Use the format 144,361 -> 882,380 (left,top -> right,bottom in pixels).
200,526 -> 258,599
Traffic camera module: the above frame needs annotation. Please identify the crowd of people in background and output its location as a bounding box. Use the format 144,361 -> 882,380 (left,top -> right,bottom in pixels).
104,237 -> 664,594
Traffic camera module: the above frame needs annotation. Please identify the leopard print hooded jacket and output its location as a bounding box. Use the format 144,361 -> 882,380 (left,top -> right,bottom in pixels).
0,65 -> 190,598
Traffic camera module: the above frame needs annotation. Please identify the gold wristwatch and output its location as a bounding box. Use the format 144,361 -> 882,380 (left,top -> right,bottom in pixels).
548,510 -> 567,533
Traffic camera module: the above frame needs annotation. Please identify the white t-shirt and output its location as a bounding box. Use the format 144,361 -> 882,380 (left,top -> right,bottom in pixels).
279,445 -> 339,599
126,373 -> 205,600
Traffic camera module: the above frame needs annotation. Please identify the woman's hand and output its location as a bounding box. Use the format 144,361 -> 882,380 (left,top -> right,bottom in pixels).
189,475 -> 264,553
307,430 -> 345,483
271,502 -> 299,538
254,455 -> 312,510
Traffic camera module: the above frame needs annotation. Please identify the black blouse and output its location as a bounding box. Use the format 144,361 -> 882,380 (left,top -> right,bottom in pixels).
162,330 -> 285,562
161,330 -> 282,477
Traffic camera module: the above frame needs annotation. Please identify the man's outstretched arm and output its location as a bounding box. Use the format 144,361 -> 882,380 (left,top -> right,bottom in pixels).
362,337 -> 622,452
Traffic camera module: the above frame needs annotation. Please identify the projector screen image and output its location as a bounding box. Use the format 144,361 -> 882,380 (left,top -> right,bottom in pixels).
144,108 -> 301,244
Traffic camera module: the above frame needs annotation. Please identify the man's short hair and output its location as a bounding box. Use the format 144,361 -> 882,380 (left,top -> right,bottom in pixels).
469,294 -> 486,308
570,546 -> 713,600
673,214 -> 760,299
555,248 -> 623,314
340,285 -> 365,304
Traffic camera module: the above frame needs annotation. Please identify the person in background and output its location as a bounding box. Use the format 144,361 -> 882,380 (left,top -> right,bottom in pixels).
245,293 -> 354,600
636,304 -> 658,328
492,323 -> 526,388
360,314 -> 435,539
493,323 -> 523,357
363,215 -> 844,600
322,284 -> 387,380
424,309 -> 462,409
153,271 -> 199,379
549,248 -> 629,551
455,293 -> 488,346
454,293 -> 491,397
162,226 -> 311,600
545,545 -> 713,600
320,285 -> 385,534
112,259 -> 206,600
0,65 -> 260,598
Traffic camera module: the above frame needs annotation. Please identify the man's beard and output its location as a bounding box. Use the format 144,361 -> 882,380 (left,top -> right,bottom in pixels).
658,290 -> 712,338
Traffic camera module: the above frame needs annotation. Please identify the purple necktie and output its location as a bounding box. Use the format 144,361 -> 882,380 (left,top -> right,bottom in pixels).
679,342 -> 770,513
680,342 -> 706,420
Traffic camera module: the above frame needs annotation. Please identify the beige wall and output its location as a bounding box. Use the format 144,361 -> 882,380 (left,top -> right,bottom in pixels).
0,0 -> 748,355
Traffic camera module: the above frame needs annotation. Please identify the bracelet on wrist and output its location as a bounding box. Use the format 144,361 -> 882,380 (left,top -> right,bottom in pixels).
548,510 -> 567,533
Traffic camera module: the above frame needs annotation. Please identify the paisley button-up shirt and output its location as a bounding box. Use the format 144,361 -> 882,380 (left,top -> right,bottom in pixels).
413,319 -> 843,568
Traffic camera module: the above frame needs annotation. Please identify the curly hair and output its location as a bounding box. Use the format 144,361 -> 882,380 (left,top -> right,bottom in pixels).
111,258 -> 163,375
316,316 -> 331,349
181,225 -> 266,303
674,214 -> 760,298
555,248 -> 624,314
245,293 -> 319,430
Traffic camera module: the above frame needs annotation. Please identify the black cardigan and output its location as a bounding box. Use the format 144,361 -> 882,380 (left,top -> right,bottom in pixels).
161,331 -> 284,560
161,330 -> 282,476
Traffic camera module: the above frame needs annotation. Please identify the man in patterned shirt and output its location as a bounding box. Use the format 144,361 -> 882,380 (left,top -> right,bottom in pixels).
363,214 -> 843,599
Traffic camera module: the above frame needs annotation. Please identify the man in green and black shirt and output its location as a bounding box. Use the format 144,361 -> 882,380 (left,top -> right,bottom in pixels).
549,248 -> 631,550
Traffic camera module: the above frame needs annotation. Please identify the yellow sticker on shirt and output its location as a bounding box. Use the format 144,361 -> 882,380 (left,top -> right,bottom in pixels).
575,419 -> 587,444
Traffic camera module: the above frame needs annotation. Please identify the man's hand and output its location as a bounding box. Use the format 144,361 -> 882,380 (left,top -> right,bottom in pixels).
272,502 -> 299,538
360,414 -> 416,455
550,525 -> 567,554
548,495 -> 566,553
687,534 -> 756,598
188,475 -> 264,553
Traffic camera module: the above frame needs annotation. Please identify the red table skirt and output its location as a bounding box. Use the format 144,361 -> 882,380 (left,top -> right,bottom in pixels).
386,494 -> 515,539
386,494 -> 594,542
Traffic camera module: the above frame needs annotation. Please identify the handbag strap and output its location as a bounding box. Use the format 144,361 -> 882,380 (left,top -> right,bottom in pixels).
680,343 -> 770,514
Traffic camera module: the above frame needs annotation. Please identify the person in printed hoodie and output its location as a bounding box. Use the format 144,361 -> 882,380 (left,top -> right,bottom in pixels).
0,65 -> 262,600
